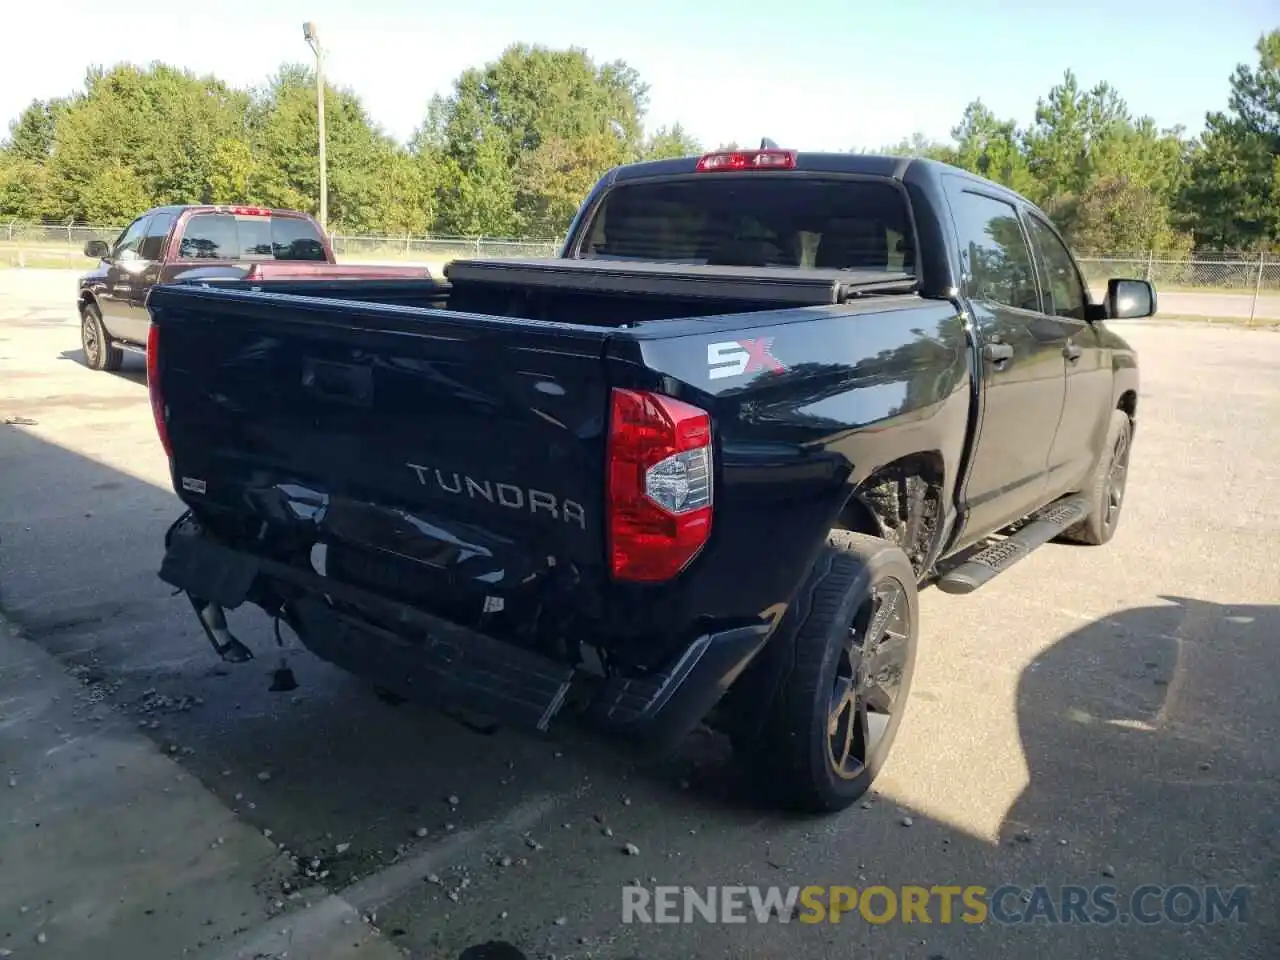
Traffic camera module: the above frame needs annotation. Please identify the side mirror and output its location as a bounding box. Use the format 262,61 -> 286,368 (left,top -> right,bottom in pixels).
84,240 -> 110,260
1106,278 -> 1156,320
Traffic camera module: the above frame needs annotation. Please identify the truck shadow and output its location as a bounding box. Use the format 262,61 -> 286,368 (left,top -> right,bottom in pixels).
980,595 -> 1278,960
0,420 -> 689,864
57,347 -> 147,386
2,420 -> 1277,959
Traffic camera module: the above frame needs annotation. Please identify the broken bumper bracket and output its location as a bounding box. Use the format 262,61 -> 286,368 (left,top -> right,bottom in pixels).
158,522 -> 573,732
157,521 -> 771,743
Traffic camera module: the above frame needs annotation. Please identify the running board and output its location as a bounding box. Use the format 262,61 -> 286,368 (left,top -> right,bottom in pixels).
936,495 -> 1089,595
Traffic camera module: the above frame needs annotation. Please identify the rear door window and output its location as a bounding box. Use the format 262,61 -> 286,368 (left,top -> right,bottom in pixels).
946,184 -> 1039,312
176,214 -> 327,261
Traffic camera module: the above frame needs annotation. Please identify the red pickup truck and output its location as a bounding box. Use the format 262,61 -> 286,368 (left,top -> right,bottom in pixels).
77,204 -> 429,371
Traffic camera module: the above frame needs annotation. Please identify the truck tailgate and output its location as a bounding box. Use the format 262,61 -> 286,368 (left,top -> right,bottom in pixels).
148,285 -> 614,624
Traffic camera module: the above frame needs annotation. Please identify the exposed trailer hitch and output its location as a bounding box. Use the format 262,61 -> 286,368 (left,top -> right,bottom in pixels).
188,592 -> 299,690
188,594 -> 255,663
165,511 -> 258,665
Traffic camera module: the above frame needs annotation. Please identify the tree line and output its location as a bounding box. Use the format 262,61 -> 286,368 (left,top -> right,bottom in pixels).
1,31 -> 1277,254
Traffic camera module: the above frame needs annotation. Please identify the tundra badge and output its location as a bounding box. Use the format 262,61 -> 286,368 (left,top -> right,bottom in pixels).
406,463 -> 586,530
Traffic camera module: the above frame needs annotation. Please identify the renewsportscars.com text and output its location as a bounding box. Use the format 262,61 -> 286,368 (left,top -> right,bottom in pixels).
621,884 -> 1250,926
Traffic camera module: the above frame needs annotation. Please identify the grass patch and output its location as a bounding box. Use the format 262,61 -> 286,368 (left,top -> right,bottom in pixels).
1141,313 -> 1280,329
0,256 -> 95,270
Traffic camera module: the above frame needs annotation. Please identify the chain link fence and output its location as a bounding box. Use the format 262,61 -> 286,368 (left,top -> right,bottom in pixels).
0,222 -> 564,269
1076,252 -> 1280,294
3,221 -> 1276,317
1,223 -> 124,267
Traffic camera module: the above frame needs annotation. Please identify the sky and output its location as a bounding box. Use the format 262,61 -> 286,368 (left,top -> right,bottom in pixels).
3,0 -> 1276,153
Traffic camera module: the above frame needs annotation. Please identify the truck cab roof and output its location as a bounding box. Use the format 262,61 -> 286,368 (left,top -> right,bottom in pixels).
603,150 -> 1040,220
139,203 -> 317,216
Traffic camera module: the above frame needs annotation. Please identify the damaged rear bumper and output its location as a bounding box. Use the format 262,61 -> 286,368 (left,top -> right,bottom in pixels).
158,520 -> 771,749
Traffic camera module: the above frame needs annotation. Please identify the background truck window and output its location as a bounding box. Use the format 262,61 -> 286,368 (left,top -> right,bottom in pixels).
139,213 -> 176,261
113,216 -> 150,262
578,178 -> 915,273
178,214 -> 327,261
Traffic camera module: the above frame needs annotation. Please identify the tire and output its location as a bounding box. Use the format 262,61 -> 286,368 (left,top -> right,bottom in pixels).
80,302 -> 123,372
1061,409 -> 1132,546
733,530 -> 920,813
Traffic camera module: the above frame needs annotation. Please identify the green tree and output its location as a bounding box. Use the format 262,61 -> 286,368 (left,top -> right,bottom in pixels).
76,160 -> 151,223
206,138 -> 255,205
0,153 -> 51,220
247,64 -> 410,232
1068,176 -> 1190,255
515,132 -> 628,236
948,101 -> 1036,195
370,146 -> 432,236
871,132 -> 954,162
1023,72 -> 1127,200
431,133 -> 522,237
440,44 -> 648,164
0,99 -> 66,218
33,63 -> 250,222
423,43 -> 651,234
642,123 -> 701,160
1179,30 -> 1280,249
6,99 -> 64,163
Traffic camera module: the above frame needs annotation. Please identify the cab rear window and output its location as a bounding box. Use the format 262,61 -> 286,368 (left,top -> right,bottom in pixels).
177,214 -> 327,261
577,177 -> 914,273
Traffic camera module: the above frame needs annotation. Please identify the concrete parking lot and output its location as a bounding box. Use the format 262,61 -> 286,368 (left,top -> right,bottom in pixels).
1,269 -> 1278,960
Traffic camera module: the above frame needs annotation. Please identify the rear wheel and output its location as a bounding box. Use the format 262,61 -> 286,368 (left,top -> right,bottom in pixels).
1061,410 -> 1131,546
734,530 -> 919,813
80,302 -> 123,372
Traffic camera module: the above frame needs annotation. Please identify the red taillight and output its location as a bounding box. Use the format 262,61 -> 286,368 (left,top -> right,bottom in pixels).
146,323 -> 172,458
607,389 -> 714,582
695,149 -> 797,173
228,206 -> 271,217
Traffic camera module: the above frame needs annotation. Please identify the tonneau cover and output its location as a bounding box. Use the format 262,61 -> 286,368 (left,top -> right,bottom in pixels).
443,257 -> 915,307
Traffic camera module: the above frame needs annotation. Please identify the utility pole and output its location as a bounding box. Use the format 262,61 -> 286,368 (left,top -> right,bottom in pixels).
303,21 -> 328,232
1250,251 -> 1265,326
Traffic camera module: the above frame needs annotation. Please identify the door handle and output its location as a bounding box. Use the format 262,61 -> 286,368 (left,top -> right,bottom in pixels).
1063,342 -> 1082,363
982,342 -> 1014,363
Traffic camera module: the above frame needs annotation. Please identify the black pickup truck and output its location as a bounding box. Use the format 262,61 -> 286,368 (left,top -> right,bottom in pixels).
148,148 -> 1152,812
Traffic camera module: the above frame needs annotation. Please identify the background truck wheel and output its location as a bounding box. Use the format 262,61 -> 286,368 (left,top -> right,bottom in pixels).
734,530 -> 919,813
1061,409 -> 1132,546
80,302 -> 123,372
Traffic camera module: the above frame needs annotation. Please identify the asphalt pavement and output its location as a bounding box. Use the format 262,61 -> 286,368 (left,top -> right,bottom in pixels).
1,269 -> 1278,960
